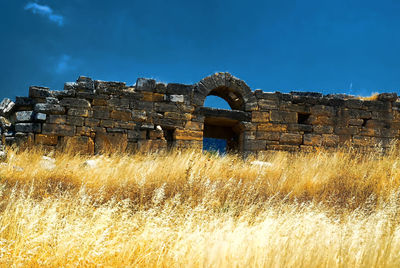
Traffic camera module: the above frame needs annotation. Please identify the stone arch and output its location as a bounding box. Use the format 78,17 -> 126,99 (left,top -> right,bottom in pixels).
193,72 -> 257,111
195,72 -> 257,153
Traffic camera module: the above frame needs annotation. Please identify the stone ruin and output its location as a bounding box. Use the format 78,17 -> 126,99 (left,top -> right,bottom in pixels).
0,72 -> 399,156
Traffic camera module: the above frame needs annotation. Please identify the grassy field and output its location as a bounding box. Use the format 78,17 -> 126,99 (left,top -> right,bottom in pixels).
1,146 -> 400,267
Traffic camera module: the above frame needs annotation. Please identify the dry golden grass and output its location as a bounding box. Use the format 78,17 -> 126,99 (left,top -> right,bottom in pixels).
1,146 -> 400,267
358,93 -> 379,101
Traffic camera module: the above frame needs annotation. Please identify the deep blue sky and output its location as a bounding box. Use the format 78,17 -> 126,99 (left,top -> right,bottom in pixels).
1,0 -> 400,107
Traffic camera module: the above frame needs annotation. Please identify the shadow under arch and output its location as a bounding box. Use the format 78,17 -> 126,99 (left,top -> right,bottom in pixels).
194,72 -> 257,153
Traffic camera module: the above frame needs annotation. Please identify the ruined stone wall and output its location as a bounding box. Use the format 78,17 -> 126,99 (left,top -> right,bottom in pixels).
247,90 -> 399,153
0,72 -> 398,155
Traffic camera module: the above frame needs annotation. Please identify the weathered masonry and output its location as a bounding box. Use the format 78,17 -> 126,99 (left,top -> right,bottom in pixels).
0,72 -> 399,155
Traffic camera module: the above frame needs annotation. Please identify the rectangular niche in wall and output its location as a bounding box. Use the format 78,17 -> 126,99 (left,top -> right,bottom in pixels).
163,128 -> 175,150
298,113 -> 311,124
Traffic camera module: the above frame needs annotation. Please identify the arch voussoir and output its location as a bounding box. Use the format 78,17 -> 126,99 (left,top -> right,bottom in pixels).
196,72 -> 255,111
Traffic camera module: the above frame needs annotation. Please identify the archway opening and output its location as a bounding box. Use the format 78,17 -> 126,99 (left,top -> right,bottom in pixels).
206,86 -> 245,111
204,95 -> 231,110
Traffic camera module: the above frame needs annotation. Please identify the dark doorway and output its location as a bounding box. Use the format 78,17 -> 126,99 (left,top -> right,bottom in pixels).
200,107 -> 250,153
203,119 -> 240,152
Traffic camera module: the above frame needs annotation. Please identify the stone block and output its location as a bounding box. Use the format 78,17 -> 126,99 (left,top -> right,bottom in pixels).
92,107 -> 110,119
15,123 -> 41,133
371,111 -> 393,120
167,83 -> 192,94
141,92 -> 165,102
0,98 -> 15,116
62,136 -> 94,155
15,96 -> 36,107
174,129 -> 202,141
184,121 -> 203,131
0,116 -> 11,129
35,113 -> 47,121
164,112 -> 186,120
106,128 -> 126,133
111,110 -> 132,121
60,98 -> 91,108
76,76 -> 95,92
313,125 -> 334,134
287,123 -> 313,133
100,119 -> 114,128
359,127 -> 377,137
308,115 -> 334,125
115,121 -> 136,130
270,110 -> 297,123
348,118 -> 364,126
169,95 -> 184,103
76,126 -> 94,137
64,82 -> 78,91
149,129 -> 164,139
85,118 -> 100,127
46,97 -> 60,104
29,86 -> 53,98
48,115 -> 67,124
131,100 -> 154,110
303,134 -> 322,146
322,134 -> 339,147
255,91 -> 279,100
34,103 -> 66,115
310,105 -> 335,116
67,116 -> 85,126
155,83 -> 167,93
92,98 -> 108,106
140,123 -> 155,130
282,103 -> 311,113
378,93 -> 397,102
42,123 -> 75,136
68,108 -> 91,117
256,131 -> 280,141
15,111 -> 34,122
334,126 -> 359,135
251,111 -> 269,123
132,110 -> 147,122
136,78 -> 156,92
154,103 -> 178,113
363,100 -> 390,112
280,133 -> 302,145
107,97 -> 130,108
239,122 -> 257,131
345,99 -> 363,109
127,130 -> 141,140
245,101 -> 258,111
243,131 -> 256,140
364,119 -> 386,129
257,123 -> 287,132
258,99 -> 278,110
35,134 -> 58,145
243,140 -> 267,151
95,81 -> 125,94
95,132 -> 128,153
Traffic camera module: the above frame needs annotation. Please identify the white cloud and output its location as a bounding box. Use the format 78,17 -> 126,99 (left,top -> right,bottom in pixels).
24,2 -> 64,26
55,54 -> 75,74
